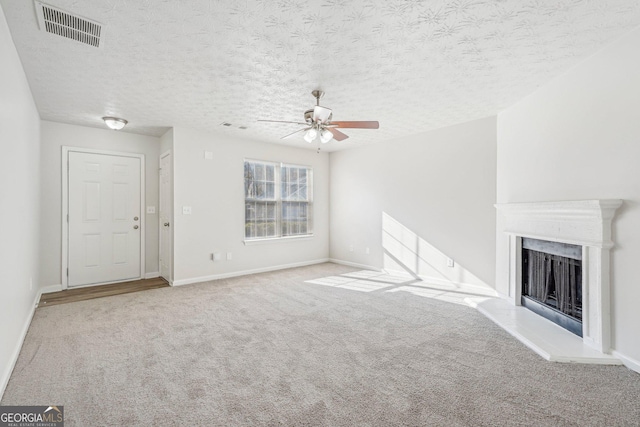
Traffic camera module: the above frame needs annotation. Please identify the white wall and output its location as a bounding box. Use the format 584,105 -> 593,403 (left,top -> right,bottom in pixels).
39,121 -> 161,286
171,127 -> 330,284
0,4 -> 41,397
497,27 -> 640,368
159,128 -> 174,281
160,127 -> 173,155
329,117 -> 497,288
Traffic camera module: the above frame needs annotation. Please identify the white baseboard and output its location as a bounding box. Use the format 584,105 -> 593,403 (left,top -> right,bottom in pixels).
40,284 -> 62,295
0,287 -> 44,400
144,272 -> 160,279
612,350 -> 640,375
328,258 -> 381,271
172,258 -> 331,286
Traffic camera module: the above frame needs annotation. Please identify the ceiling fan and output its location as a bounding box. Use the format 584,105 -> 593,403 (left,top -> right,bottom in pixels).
258,90 -> 379,143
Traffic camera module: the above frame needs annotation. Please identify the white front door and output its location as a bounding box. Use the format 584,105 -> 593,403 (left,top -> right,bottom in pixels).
159,151 -> 172,282
68,152 -> 142,287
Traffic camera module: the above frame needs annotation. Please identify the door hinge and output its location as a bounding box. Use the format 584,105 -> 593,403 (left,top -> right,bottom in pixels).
66,268 -> 69,277
67,214 -> 69,222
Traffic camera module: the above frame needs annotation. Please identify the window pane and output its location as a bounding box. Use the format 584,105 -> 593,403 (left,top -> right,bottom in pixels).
267,203 -> 276,220
255,182 -> 265,199
290,183 -> 299,200
245,202 -> 255,220
267,221 -> 276,237
266,183 -> 275,200
266,164 -> 274,182
255,163 -> 265,181
244,162 -> 253,198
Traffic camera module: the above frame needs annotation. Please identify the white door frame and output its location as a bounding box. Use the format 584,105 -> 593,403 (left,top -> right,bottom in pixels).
61,146 -> 146,290
159,149 -> 173,284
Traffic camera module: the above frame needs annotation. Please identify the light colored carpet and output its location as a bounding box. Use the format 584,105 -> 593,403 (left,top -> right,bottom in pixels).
2,263 -> 639,426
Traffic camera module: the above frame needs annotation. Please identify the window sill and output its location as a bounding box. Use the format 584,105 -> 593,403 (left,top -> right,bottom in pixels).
243,234 -> 314,245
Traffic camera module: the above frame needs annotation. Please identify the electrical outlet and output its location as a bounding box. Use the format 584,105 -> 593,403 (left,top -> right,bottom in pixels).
227,252 -> 232,260
447,258 -> 455,268
182,206 -> 192,215
146,206 -> 156,214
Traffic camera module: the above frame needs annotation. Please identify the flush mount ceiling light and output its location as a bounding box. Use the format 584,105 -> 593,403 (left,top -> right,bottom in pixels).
102,117 -> 127,130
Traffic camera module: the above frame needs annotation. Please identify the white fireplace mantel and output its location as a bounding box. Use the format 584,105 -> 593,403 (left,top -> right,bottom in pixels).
496,199 -> 622,248
494,199 -> 622,358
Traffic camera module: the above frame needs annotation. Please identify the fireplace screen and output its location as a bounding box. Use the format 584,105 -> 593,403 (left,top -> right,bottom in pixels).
521,238 -> 582,336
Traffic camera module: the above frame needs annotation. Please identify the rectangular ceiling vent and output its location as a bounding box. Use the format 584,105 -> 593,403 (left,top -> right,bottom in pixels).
35,1 -> 103,48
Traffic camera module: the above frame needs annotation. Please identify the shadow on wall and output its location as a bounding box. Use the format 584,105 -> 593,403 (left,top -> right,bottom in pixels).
382,212 -> 490,289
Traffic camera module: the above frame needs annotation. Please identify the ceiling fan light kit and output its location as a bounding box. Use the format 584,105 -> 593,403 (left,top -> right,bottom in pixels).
304,128 -> 318,143
259,90 -> 379,144
320,129 -> 333,143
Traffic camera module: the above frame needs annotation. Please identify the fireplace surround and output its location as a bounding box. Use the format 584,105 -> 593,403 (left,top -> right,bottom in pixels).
495,200 -> 622,355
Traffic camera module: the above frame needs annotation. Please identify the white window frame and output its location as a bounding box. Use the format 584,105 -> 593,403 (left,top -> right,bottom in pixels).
243,159 -> 313,243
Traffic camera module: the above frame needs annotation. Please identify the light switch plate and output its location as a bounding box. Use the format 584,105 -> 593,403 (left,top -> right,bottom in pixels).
146,206 -> 156,214
182,206 -> 192,215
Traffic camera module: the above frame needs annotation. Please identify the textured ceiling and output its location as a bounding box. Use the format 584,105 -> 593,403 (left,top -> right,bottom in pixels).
2,0 -> 640,151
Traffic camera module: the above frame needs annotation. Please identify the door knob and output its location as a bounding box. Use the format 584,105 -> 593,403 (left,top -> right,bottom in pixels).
134,225 -> 139,230
164,222 -> 170,227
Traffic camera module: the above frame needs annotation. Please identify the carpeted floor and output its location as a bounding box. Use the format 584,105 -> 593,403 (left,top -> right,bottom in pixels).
2,263 -> 639,426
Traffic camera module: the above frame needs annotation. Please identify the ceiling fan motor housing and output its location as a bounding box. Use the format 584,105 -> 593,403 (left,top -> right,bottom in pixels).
304,109 -> 314,124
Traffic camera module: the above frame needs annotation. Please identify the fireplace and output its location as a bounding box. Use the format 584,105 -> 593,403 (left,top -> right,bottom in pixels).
521,238 -> 582,336
495,200 -> 622,355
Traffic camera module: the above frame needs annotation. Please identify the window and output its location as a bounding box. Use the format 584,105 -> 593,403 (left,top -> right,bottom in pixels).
244,160 -> 313,240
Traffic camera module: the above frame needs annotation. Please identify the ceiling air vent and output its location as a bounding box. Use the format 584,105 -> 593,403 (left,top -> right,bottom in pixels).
35,1 -> 103,48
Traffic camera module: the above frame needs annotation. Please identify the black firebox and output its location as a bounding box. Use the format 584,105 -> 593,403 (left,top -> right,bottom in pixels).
521,238 -> 583,337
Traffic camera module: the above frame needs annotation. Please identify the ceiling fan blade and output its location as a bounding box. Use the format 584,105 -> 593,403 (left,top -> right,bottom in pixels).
258,119 -> 309,125
331,121 -> 379,129
281,127 -> 310,139
313,106 -> 332,124
329,128 -> 349,141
